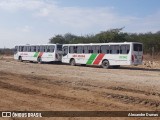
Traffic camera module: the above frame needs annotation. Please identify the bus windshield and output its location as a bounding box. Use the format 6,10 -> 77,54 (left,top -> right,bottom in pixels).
133,44 -> 142,51
57,45 -> 62,51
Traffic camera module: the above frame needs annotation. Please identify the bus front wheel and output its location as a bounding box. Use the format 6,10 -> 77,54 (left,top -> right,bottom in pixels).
70,59 -> 76,66
101,60 -> 110,69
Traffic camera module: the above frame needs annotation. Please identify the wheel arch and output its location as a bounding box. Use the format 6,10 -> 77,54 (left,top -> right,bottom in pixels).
69,58 -> 75,63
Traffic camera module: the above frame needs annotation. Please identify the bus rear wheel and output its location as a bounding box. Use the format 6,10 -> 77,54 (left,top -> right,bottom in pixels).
70,59 -> 76,66
37,57 -> 42,64
101,60 -> 110,69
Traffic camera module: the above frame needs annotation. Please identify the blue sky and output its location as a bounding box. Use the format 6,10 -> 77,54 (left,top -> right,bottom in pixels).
0,0 -> 160,48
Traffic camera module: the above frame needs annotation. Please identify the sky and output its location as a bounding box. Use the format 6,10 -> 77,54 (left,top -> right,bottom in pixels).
0,0 -> 160,48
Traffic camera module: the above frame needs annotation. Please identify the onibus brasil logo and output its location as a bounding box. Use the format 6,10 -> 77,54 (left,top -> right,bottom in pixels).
2,112 -> 42,118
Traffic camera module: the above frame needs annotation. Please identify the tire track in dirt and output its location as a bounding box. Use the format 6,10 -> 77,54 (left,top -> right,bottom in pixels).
0,81 -> 40,95
1,70 -> 160,110
41,93 -> 119,109
74,81 -> 160,98
101,92 -> 160,110
65,81 -> 160,110
107,86 -> 160,97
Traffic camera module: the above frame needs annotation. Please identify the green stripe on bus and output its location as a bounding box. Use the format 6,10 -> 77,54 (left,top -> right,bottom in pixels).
34,52 -> 39,57
86,54 -> 98,65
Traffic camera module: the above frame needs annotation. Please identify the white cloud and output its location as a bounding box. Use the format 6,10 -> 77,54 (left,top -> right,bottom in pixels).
0,0 -> 159,48
0,0 -> 159,33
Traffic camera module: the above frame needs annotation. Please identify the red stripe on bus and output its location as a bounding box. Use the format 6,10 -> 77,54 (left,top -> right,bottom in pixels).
93,54 -> 105,65
38,52 -> 43,57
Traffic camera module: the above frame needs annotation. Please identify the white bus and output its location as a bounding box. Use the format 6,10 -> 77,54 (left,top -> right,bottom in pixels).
62,42 -> 143,68
14,44 -> 62,63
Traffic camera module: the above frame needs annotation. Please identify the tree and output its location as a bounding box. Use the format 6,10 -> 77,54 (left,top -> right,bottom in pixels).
49,35 -> 65,44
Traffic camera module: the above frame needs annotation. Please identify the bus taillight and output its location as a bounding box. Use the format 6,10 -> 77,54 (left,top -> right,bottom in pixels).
55,53 -> 58,59
132,55 -> 134,62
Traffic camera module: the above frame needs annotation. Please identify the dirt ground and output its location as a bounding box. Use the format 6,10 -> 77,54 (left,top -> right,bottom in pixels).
0,56 -> 160,120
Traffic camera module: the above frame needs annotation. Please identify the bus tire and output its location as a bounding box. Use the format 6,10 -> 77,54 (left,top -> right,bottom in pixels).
70,58 -> 76,66
101,60 -> 110,69
37,57 -> 42,64
19,56 -> 23,62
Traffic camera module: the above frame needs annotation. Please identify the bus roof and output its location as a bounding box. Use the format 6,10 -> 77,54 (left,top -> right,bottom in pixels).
15,43 -> 62,46
63,42 -> 142,46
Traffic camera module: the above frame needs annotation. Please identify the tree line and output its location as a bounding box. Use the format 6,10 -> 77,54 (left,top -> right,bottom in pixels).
49,28 -> 160,54
0,48 -> 14,55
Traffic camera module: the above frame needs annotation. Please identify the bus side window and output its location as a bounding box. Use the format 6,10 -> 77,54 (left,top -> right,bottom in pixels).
110,45 -> 113,54
74,46 -> 77,53
31,46 -> 34,52
62,46 -> 68,56
49,45 -> 55,52
110,45 -> 120,54
69,46 -> 77,53
84,46 -> 90,54
101,45 -> 109,54
14,46 -> 18,53
23,46 -> 27,52
34,46 -> 36,52
77,46 -> 83,53
127,45 -> 130,54
92,45 -> 100,53
19,46 -> 21,52
19,46 -> 22,52
32,46 -> 36,52
36,46 -> 40,52
40,46 -> 45,52
45,46 -> 48,52
69,46 -> 74,53
27,46 -> 30,52
120,45 -> 130,54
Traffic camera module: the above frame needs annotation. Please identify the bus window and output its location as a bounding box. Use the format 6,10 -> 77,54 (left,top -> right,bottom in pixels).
69,46 -> 77,53
84,46 -> 90,54
101,45 -> 110,54
49,45 -> 55,52
92,45 -> 100,53
120,45 -> 130,54
40,46 -> 45,52
23,46 -> 27,52
14,46 -> 18,53
46,46 -> 49,52
44,46 -> 48,52
134,44 -> 142,51
110,45 -> 120,54
63,46 -> 68,56
36,46 -> 40,52
20,46 -> 24,52
57,45 -> 62,51
31,46 -> 36,52
77,46 -> 83,53
31,46 -> 34,52
69,46 -> 74,53
27,46 -> 31,52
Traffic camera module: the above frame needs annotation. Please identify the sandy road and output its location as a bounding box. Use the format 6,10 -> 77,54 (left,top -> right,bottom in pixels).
0,56 -> 160,120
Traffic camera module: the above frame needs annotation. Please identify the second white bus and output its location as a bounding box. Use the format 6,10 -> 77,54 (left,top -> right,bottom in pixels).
14,44 -> 62,63
62,42 -> 143,68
